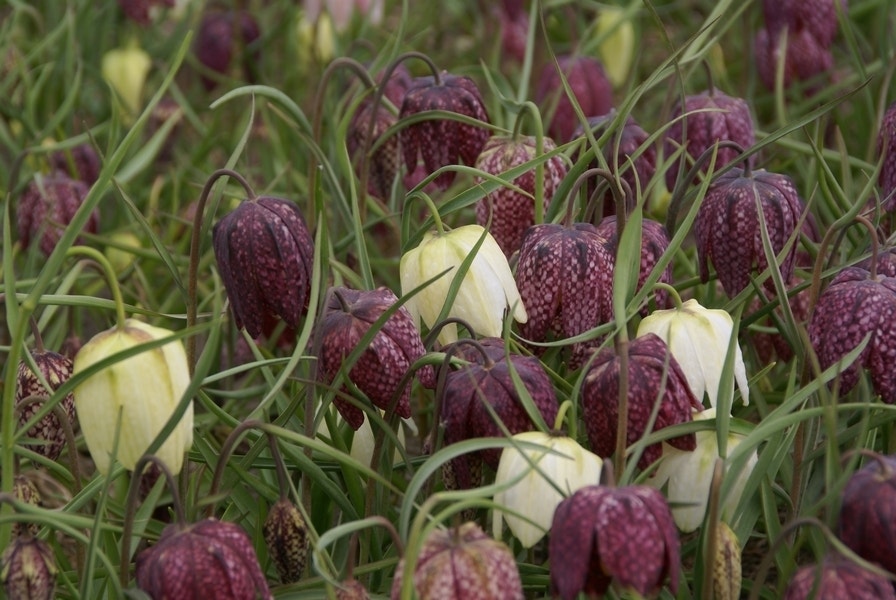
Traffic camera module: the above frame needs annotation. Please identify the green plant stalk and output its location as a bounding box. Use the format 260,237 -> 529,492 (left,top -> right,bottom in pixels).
511,101 -> 546,225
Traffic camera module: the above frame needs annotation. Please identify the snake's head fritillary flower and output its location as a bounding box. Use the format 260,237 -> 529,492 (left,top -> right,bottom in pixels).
808,267 -> 896,403
549,484 -> 681,599
399,224 -> 526,344
117,0 -> 174,25
195,10 -> 261,90
784,555 -> 896,600
17,171 -> 99,257
391,522 -> 524,600
263,498 -> 309,584
637,298 -> 749,408
0,536 -> 57,600
102,41 -> 152,119
582,333 -> 701,470
347,102 -> 400,199
317,286 -> 435,429
876,100 -> 896,211
712,522 -> 743,600
762,0 -> 846,47
136,518 -> 272,600
534,55 -> 614,143
695,166 -> 807,297
50,143 -> 100,186
11,475 -> 41,539
15,350 -> 76,461
213,196 -> 314,339
474,135 -> 568,257
595,7 -> 637,87
838,453 -> 896,576
399,73 -> 490,190
493,431 -> 602,547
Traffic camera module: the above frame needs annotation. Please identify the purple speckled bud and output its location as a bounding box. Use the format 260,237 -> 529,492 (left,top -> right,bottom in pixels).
15,350 -> 76,461
515,222 -> 615,368
876,101 -> 896,211
582,334 -> 701,470
194,10 -> 261,90
136,518 -> 272,600
1,536 -> 57,600
695,166 -> 807,297
391,522 -> 523,600
399,73 -> 490,190
347,102 -> 400,199
808,267 -> 896,403
664,90 -> 755,191
474,135 -> 568,257
838,454 -> 896,578
117,0 -> 174,25
549,484 -> 680,599
213,196 -> 314,339
11,475 -> 41,539
784,555 -> 895,600
317,286 -> 435,430
50,143 -> 101,186
263,498 -> 308,584
17,171 -> 99,256
535,55 -> 614,143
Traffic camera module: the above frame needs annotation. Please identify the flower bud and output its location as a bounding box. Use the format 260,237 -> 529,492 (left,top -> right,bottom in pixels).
102,42 -> 152,119
347,102 -> 400,199
877,100 -> 896,211
11,475 -> 41,539
72,319 -> 193,475
263,498 -> 308,584
195,10 -> 261,90
0,537 -> 57,600
784,555 -> 895,600
16,171 -> 99,257
712,522 -> 742,600
838,453 -> 896,575
15,350 -> 76,461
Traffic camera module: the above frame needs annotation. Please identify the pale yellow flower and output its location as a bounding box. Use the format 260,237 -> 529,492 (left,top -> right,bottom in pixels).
596,6 -> 636,87
101,42 -> 151,120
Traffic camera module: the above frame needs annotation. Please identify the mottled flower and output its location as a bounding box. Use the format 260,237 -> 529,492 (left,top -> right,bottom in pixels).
762,0 -> 845,47
15,350 -> 76,461
400,73 -> 490,189
440,338 -> 558,489
549,484 -> 681,599
663,89 -> 755,191
474,135 -> 568,257
637,299 -> 749,407
713,523 -> 742,600
695,166 -> 807,297
876,100 -> 896,211
399,224 -> 527,344
391,522 -> 523,600
17,171 -> 99,257
102,42 -> 152,119
808,267 -> 896,403
136,518 -> 272,600
50,143 -> 100,186
515,222 -> 615,368
347,101 -> 400,199
72,319 -> 193,475
117,0 -> 174,25
649,408 -> 758,532
0,536 -> 56,600
535,55 -> 614,143
784,555 -> 895,600
11,475 -> 41,538
582,333 -> 702,470
493,431 -> 602,547
213,196 -> 314,339
754,26 -> 834,92
195,10 -> 261,90
838,453 -> 896,575
317,286 -> 435,429
263,498 -> 308,584
497,0 -> 528,63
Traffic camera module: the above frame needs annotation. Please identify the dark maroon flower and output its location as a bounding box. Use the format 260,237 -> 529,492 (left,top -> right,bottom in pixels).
15,350 -> 76,461
212,196 -> 314,339
859,244 -> 896,277
391,522 -> 523,600
263,498 -> 308,584
534,55 -> 614,143
474,135 -> 568,257
784,555 -> 895,600
695,166 -> 807,297
317,286 -> 435,430
17,171 -> 99,256
117,0 -> 174,25
496,0 -> 528,63
595,216 -> 674,313
838,454 -> 896,578
195,11 -> 261,90
549,484 -> 680,599
136,518 -> 272,600
1,536 -> 56,600
582,333 -> 701,470
664,89 -> 755,191
50,143 -> 100,186
399,73 -> 490,189
876,101 -> 896,211
377,63 -> 414,109
440,338 -> 558,489
762,0 -> 846,47
347,102 -> 400,199
808,267 -> 896,403
754,26 -> 834,92
572,112 -> 657,218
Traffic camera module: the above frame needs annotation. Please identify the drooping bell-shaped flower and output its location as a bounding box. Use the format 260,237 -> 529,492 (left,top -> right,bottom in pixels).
50,143 -> 100,186
15,350 -> 77,461
399,72 -> 490,189
17,171 -> 99,257
11,475 -> 41,539
648,408 -> 758,532
263,498 -> 308,584
808,266 -> 896,403
784,555 -> 895,600
317,286 -> 435,429
534,55 -> 614,143
876,100 -> 896,211
713,522 -> 743,600
347,100 -> 400,199
136,518 -> 272,600
595,7 -> 636,87
102,41 -> 152,119
117,0 -> 174,25
474,135 -> 568,257
515,222 -> 615,368
637,298 -> 750,408
0,536 -> 57,600
72,319 -> 193,475
194,10 -> 261,90
391,522 -> 524,600
838,453 -> 896,575
695,165 -> 807,297
399,224 -> 527,344
582,333 -> 702,470
213,195 -> 314,339
549,484 -> 681,599
493,431 -> 602,548
761,0 -> 845,47
663,89 -> 755,190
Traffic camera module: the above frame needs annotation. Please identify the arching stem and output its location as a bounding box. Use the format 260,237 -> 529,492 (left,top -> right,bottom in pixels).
652,281 -> 684,309
511,101 -> 547,225
206,419 -> 267,517
65,246 -> 126,330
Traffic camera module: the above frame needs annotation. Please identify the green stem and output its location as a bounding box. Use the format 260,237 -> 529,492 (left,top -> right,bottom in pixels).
206,419 -> 266,517
552,399 -> 573,438
652,282 -> 683,309
409,191 -> 445,235
700,458 -> 724,600
65,246 -> 126,330
512,101 -> 547,225
614,336 -> 630,478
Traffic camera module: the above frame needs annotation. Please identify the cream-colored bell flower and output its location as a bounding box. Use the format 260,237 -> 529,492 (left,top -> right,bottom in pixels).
101,41 -> 151,120
400,224 -> 527,344
72,319 -> 193,475
637,298 -> 749,408
595,6 -> 636,87
493,431 -> 602,548
649,408 -> 757,532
